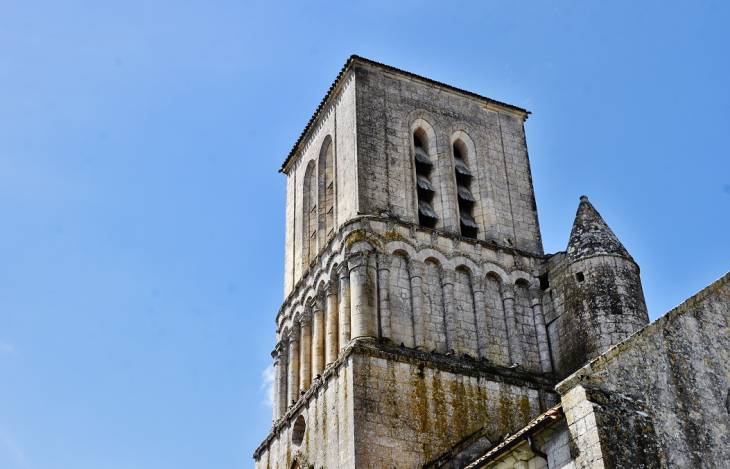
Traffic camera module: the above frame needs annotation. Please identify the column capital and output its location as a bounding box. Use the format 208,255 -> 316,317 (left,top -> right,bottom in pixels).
530,289 -> 543,306
471,275 -> 485,293
299,310 -> 312,328
313,292 -> 325,313
500,282 -> 515,300
377,253 -> 391,271
326,279 -> 338,296
337,262 -> 350,278
441,269 -> 455,286
290,320 -> 301,340
409,260 -> 424,279
347,250 -> 372,270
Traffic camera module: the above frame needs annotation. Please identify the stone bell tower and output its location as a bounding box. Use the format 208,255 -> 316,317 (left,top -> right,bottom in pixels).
253,56 -> 648,469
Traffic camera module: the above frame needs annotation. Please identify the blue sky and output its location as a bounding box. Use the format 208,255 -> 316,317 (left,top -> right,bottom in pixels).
1,1 -> 728,468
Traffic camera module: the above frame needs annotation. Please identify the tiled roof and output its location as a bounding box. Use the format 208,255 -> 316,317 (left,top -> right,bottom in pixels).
464,404 -> 563,469
279,55 -> 530,173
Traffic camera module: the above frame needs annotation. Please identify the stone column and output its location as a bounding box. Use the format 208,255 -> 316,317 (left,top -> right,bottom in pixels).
338,265 -> 351,351
441,269 -> 456,352
312,294 -> 325,376
472,276 -> 489,359
378,256 -> 392,341
531,289 -> 553,374
287,322 -> 300,406
349,252 -> 377,339
271,345 -> 281,421
409,261 -> 425,349
275,337 -> 289,418
299,310 -> 312,390
325,281 -> 339,365
500,283 -> 524,365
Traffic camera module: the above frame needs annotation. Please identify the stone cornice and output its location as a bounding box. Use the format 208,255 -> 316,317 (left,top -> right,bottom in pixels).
253,338 -> 558,460
280,55 -> 530,174
277,215 -> 547,330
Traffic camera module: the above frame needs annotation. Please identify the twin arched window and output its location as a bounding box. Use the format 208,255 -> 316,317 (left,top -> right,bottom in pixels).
412,126 -> 479,239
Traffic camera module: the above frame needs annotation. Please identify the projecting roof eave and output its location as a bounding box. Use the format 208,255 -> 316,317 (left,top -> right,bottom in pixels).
279,55 -> 531,174
463,404 -> 564,469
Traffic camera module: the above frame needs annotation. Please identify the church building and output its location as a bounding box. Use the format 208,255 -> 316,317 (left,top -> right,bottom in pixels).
253,56 -> 730,468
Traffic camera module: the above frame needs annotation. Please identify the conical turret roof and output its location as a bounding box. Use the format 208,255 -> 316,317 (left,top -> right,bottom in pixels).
566,196 -> 632,261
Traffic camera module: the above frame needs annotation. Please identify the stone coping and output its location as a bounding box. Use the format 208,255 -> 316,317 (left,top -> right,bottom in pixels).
254,338 -> 559,459
463,404 -> 563,469
555,270 -> 730,395
280,55 -> 530,173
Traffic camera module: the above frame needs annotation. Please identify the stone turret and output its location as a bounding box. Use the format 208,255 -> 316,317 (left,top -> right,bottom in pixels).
543,196 -> 649,378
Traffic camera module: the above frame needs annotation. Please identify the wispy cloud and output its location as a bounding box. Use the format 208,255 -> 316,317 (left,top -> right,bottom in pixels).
260,365 -> 275,407
0,425 -> 31,468
0,340 -> 17,355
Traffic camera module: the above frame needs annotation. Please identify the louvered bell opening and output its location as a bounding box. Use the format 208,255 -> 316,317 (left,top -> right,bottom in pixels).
454,158 -> 472,177
417,175 -> 435,192
414,147 -> 432,166
418,200 -> 438,219
457,185 -> 475,202
460,212 -> 478,228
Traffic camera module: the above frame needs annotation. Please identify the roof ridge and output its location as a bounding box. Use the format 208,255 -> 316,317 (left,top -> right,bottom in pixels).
279,55 -> 530,173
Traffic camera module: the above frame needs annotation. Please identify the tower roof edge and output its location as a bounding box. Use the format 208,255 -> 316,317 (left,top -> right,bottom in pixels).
566,196 -> 632,262
279,55 -> 531,174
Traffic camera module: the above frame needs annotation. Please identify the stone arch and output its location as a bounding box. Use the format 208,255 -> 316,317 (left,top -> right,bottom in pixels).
410,118 -> 438,154
385,239 -> 418,260
291,414 -> 306,446
302,159 -> 318,266
416,248 -> 449,267
419,256 -> 448,352
388,249 -> 416,348
452,264 -> 480,354
484,270 -> 510,365
317,135 -> 335,243
451,130 -> 482,239
513,276 -> 540,372
453,257 -> 481,277
515,277 -> 530,287
411,118 -> 443,230
484,264 -> 510,283
511,270 -> 537,289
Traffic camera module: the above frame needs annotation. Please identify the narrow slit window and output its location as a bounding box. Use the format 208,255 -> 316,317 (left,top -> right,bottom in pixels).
453,142 -> 477,238
414,132 -> 437,229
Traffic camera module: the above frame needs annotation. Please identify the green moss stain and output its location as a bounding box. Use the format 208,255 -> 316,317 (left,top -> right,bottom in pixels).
345,231 -> 382,250
384,228 -> 403,240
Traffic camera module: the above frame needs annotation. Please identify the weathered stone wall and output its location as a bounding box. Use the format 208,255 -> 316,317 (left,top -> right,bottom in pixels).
284,72 -> 358,296
255,353 -> 356,469
543,419 -> 576,469
352,63 -> 543,256
350,341 -> 558,469
275,219 -> 552,396
266,56 -> 660,469
543,251 -> 649,379
556,271 -> 730,468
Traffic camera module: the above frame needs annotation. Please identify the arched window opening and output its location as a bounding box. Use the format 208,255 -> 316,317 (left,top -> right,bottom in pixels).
292,415 -> 306,446
302,161 -> 318,266
318,139 -> 335,241
453,141 -> 477,238
414,131 -> 437,229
